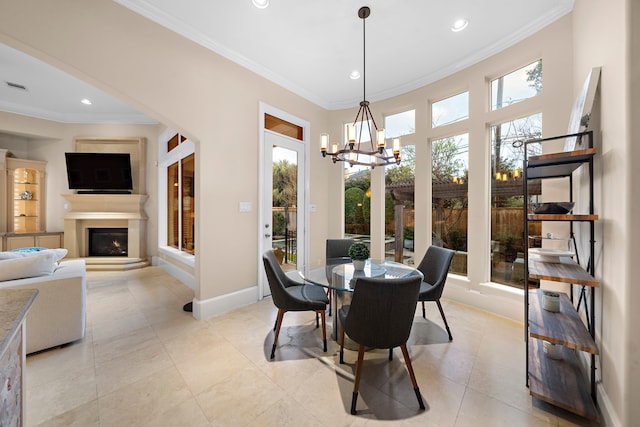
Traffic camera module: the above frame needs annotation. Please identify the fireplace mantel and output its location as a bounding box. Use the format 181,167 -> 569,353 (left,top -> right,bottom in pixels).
62,194 -> 148,270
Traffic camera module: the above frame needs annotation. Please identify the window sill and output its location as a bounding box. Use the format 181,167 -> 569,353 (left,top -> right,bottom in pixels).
158,246 -> 195,268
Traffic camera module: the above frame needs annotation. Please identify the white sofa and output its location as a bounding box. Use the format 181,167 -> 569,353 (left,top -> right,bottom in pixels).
0,259 -> 86,354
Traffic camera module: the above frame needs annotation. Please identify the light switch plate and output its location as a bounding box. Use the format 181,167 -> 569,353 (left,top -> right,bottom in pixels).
239,202 -> 252,212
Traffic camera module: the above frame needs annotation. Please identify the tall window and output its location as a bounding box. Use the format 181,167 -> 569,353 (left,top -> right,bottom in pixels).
490,114 -> 541,288
162,131 -> 196,256
432,134 -> 469,276
167,153 -> 195,254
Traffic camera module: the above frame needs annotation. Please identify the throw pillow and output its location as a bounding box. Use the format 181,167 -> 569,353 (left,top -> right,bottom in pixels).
0,248 -> 68,262
0,251 -> 58,281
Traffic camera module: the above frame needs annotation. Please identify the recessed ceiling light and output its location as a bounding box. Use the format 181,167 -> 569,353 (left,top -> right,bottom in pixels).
81,98 -> 92,105
349,70 -> 361,80
252,0 -> 269,9
451,18 -> 469,32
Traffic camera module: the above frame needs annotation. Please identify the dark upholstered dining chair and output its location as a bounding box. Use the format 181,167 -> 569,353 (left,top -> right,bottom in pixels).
338,275 -> 425,415
415,245 -> 455,341
262,250 -> 329,359
325,239 -> 355,314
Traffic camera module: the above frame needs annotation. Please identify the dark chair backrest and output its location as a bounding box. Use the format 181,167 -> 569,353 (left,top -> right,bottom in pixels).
325,238 -> 355,282
416,245 -> 455,299
343,275 -> 422,349
263,250 -> 294,309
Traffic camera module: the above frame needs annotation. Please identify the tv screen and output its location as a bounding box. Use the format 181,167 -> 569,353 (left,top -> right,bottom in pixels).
65,152 -> 133,192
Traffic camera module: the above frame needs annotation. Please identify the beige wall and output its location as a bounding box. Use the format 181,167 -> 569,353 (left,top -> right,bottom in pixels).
572,1 -> 632,425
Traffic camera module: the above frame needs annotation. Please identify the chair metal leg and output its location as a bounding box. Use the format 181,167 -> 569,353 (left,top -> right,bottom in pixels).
316,313 -> 319,328
400,344 -> 425,410
351,345 -> 366,415
327,289 -> 332,316
421,301 -> 426,319
436,300 -> 453,341
271,309 -> 285,359
389,347 -> 393,361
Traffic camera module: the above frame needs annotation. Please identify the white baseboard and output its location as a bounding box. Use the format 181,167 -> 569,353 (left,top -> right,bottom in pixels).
192,286 -> 258,320
153,256 -> 195,290
597,382 -> 621,427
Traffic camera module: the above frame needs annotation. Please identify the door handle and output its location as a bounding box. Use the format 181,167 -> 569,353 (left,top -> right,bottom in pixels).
265,234 -> 271,238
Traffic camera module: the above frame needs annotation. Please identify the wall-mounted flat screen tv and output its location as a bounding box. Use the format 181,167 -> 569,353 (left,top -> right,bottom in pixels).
65,152 -> 133,193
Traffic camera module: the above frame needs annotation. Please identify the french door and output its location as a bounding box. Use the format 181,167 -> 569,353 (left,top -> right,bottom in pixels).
260,129 -> 307,298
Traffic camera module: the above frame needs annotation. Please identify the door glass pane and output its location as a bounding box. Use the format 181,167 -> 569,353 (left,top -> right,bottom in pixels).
490,113 -> 541,288
167,161 -> 179,249
272,146 -> 298,272
181,154 -> 195,254
432,134 -> 469,276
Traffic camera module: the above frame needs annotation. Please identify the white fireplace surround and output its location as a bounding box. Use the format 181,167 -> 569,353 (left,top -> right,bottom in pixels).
62,194 -> 148,270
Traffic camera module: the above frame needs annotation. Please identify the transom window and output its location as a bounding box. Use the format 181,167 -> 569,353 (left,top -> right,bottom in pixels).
432,92 -> 469,127
491,60 -> 542,110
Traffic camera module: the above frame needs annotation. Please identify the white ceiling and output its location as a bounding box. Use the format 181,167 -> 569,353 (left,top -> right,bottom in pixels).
0,0 -> 573,124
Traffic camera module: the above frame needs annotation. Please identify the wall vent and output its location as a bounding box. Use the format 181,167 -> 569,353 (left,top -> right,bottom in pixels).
5,81 -> 28,91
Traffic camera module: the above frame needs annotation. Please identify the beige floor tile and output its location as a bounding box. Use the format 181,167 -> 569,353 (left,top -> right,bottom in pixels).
95,340 -> 173,396
196,366 -> 286,425
92,324 -> 158,364
455,388 -> 558,427
26,338 -> 94,388
174,338 -> 253,395
245,397 -> 325,427
98,368 -> 193,426
30,399 -> 100,427
90,311 -> 150,342
143,398 -> 210,427
26,364 -> 97,426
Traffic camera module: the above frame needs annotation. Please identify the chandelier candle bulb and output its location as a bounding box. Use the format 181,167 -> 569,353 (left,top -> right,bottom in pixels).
377,129 -> 385,149
393,138 -> 400,154
320,133 -> 329,152
348,124 -> 356,143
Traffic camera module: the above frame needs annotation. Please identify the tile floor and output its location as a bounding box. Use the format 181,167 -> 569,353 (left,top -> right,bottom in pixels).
25,266 -> 598,426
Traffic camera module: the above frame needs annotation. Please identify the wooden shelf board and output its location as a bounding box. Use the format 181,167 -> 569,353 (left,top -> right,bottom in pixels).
528,148 -> 596,165
529,290 -> 598,353
528,258 -> 599,287
528,214 -> 598,221
528,338 -> 599,421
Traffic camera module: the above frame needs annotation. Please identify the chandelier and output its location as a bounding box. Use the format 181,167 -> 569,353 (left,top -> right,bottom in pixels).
320,6 -> 401,168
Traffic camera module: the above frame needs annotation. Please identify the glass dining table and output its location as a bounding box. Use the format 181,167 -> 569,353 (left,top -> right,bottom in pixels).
298,259 -> 423,342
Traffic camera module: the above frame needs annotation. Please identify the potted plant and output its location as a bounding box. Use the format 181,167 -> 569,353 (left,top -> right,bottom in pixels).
403,226 -> 414,250
348,242 -> 369,271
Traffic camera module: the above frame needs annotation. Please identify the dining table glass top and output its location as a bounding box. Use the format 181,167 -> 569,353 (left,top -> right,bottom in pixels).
298,259 -> 423,292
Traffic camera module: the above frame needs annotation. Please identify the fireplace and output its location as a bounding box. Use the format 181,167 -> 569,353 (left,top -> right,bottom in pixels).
89,228 -> 128,256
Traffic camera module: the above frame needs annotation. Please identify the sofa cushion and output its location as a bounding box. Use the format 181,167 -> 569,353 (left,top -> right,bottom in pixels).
0,251 -> 58,281
0,248 -> 68,262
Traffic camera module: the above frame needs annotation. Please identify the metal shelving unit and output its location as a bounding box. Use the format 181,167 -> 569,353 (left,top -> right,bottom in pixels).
523,130 -> 599,421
